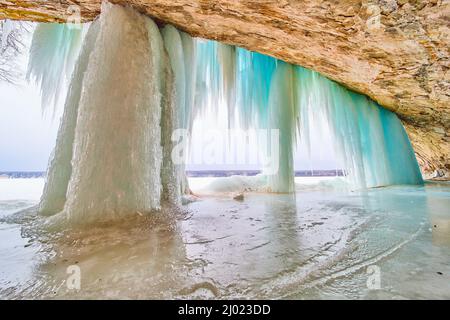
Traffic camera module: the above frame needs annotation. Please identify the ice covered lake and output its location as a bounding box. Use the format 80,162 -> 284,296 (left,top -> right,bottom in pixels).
0,177 -> 449,299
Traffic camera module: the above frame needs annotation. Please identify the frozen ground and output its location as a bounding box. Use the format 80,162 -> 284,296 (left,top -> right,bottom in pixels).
0,177 -> 449,299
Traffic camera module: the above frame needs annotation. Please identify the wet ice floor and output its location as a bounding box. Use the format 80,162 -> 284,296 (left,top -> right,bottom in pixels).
0,178 -> 449,299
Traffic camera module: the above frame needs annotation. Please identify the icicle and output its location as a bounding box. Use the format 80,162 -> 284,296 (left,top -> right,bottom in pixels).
265,61 -> 296,193
160,50 -> 183,204
194,39 -> 221,120
39,20 -> 101,216
180,31 -> 197,132
293,66 -> 423,189
27,22 -> 85,113
236,50 -> 277,129
162,25 -> 199,196
161,25 -> 186,129
148,22 -> 183,204
217,43 -> 236,127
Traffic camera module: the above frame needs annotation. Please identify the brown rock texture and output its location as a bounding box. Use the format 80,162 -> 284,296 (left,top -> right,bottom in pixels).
1,0 -> 449,178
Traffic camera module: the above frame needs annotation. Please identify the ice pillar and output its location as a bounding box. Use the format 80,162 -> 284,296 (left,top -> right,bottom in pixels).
265,61 -> 296,193
52,4 -> 163,225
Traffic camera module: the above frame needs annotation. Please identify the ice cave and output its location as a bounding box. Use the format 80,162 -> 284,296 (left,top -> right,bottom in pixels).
0,1 -> 449,300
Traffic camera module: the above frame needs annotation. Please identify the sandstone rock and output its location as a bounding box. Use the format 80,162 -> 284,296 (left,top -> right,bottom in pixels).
1,0 -> 448,178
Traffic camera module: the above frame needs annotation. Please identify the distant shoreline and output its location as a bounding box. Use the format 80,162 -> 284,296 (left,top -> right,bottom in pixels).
186,170 -> 344,177
0,171 -> 45,179
0,170 -> 344,179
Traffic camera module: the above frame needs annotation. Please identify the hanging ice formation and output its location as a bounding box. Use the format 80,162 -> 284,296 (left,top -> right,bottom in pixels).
30,3 -> 422,225
27,22 -> 85,114
293,68 -> 424,188
191,42 -> 422,190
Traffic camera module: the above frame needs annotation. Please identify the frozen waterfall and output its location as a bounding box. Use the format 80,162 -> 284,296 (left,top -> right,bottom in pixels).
28,2 -> 423,226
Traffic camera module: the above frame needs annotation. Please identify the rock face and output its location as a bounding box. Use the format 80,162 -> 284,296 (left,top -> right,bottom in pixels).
1,0 -> 449,178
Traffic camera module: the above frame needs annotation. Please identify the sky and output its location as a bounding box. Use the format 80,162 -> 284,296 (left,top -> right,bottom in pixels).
0,77 -> 338,172
0,81 -> 61,171
0,30 -> 339,172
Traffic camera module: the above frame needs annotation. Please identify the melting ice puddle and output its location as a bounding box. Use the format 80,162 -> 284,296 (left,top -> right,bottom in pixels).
0,178 -> 449,299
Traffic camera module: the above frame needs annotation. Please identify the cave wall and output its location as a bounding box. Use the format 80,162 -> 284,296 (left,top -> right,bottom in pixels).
1,0 -> 449,178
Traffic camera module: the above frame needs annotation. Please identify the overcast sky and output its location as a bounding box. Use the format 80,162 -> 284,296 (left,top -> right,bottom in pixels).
0,81 -> 61,171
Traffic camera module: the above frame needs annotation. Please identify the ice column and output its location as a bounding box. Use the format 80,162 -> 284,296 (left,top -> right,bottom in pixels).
55,4 -> 163,225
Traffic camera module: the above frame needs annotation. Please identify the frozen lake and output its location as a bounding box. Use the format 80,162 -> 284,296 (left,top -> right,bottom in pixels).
0,177 -> 449,299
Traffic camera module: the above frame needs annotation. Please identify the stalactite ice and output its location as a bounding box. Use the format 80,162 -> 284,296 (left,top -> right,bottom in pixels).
190,43 -> 422,190
158,27 -> 184,204
161,25 -> 198,195
31,3 -> 423,226
293,67 -> 423,188
27,23 -> 85,113
265,61 -> 296,193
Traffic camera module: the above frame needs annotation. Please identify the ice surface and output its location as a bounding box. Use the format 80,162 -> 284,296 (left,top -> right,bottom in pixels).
0,179 -> 44,202
1,178 -> 449,299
